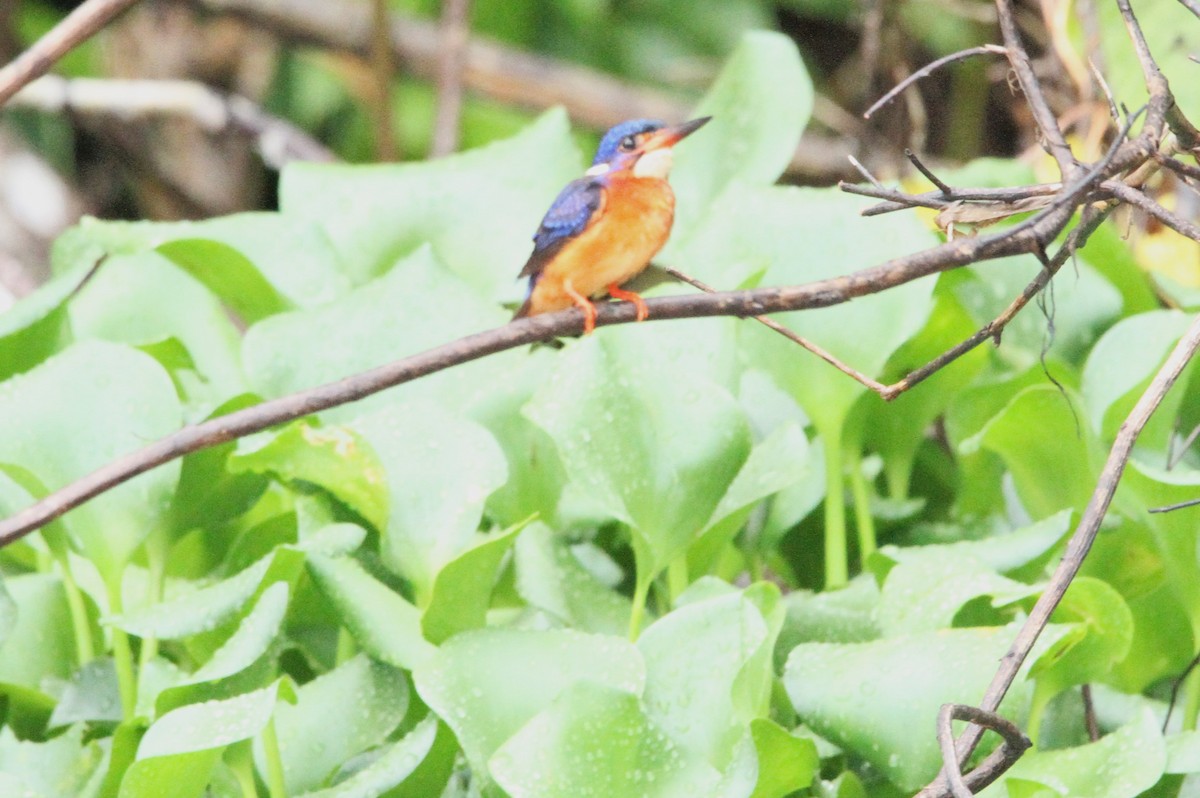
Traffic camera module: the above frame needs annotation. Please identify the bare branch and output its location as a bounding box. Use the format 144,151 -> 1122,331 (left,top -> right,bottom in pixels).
863,44 -> 1006,120
9,75 -> 336,168
936,704 -> 1031,798
369,0 -> 399,161
430,0 -> 471,157
0,0 -> 141,107
1103,180 -> 1200,242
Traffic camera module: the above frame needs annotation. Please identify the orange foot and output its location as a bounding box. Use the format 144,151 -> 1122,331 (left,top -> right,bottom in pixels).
607,283 -> 648,322
564,279 -> 598,335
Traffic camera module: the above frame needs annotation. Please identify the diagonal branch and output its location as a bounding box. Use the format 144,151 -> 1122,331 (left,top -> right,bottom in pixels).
0,0 -> 142,106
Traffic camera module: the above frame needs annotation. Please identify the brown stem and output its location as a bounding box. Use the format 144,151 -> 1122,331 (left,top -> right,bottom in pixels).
430,0 -> 470,157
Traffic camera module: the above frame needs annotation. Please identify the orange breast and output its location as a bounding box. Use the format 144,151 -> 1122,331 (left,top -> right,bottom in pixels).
528,176 -> 675,315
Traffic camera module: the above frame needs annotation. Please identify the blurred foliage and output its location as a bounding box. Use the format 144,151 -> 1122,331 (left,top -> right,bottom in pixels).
2,1 -> 1200,797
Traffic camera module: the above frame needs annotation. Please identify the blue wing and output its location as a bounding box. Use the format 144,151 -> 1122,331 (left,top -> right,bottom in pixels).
518,177 -> 605,283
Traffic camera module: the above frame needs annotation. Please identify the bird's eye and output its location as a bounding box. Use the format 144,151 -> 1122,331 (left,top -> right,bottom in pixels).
619,135 -> 637,151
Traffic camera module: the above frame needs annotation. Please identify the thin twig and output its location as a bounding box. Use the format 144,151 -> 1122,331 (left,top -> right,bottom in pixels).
1081,684 -> 1100,742
846,155 -> 887,190
430,0 -> 471,157
1181,0 -> 1200,21
1103,180 -> 1200,241
1149,497 -> 1200,514
1163,652 -> 1200,732
905,149 -> 952,195
936,704 -> 1032,797
10,75 -> 336,168
918,311 -> 1200,797
863,44 -> 1006,120
0,0 -> 141,107
369,0 -> 398,161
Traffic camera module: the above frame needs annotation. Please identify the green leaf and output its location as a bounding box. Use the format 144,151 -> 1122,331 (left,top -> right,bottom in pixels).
305,553 -> 435,671
422,521 -> 524,644
514,523 -> 632,636
978,712 -> 1166,798
294,717 -> 439,798
187,582 -> 290,685
638,590 -> 773,769
784,624 -> 1071,790
876,555 -> 1038,635
776,577 -> 881,656
229,422 -> 390,533
413,628 -> 644,774
241,245 -> 514,422
0,725 -> 104,798
351,402 -> 507,602
0,574 -> 76,689
48,659 -> 123,728
666,30 -> 813,245
120,681 -> 286,798
489,681 -> 722,798
526,332 -> 750,580
280,108 -> 581,294
0,258 -> 92,382
1098,1 -> 1200,126
0,341 -> 181,581
748,719 -> 819,798
67,253 -> 246,412
253,655 -> 408,794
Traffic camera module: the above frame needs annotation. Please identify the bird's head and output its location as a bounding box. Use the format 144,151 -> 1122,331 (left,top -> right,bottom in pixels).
585,117 -> 711,179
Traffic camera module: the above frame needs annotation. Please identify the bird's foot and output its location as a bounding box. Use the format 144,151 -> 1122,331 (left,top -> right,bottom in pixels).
565,281 -> 598,334
607,284 -> 649,322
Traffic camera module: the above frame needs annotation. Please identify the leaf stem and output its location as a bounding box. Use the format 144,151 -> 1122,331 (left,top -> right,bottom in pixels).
847,448 -> 877,563
1183,666 -> 1200,732
666,556 -> 688,604
56,554 -> 95,664
105,577 -> 137,720
629,575 -> 651,641
336,626 -> 357,665
823,436 -> 848,588
139,530 -> 169,668
262,715 -> 288,798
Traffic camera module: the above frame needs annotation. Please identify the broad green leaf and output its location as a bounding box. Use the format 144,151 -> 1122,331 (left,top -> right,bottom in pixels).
241,245 -> 514,422
295,717 -> 439,798
229,422 -> 389,533
666,30 -> 812,245
638,591 -> 772,769
489,682 -> 722,798
776,576 -> 881,659
414,628 -> 644,773
305,553 -> 435,671
1099,1 -> 1200,124
526,333 -> 750,580
280,108 -> 581,294
55,213 -> 350,315
876,555 -> 1038,635
0,574 -> 15,650
978,712 -> 1166,798
0,725 -> 104,798
971,385 -> 1100,518
0,258 -> 92,381
0,573 -> 76,688
67,253 -> 245,412
1082,310 -> 1194,443
422,522 -> 524,644
48,659 -> 122,728
121,681 -> 285,798
1167,730 -> 1200,774
253,655 -> 408,794
748,719 -> 819,798
0,341 -> 181,581
784,624 -> 1070,790
1029,578 -> 1133,739
514,523 -> 632,636
187,582 -> 289,684
351,402 -> 507,602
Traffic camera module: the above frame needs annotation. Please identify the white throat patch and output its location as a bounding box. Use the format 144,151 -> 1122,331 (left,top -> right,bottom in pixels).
633,149 -> 674,179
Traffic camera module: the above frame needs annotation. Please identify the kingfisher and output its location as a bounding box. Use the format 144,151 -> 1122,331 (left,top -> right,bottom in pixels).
513,116 -> 712,334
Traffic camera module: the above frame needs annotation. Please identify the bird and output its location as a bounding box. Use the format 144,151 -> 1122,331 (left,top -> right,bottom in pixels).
512,116 -> 711,334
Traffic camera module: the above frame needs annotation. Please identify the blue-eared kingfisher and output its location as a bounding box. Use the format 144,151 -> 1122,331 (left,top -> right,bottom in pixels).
513,116 -> 712,334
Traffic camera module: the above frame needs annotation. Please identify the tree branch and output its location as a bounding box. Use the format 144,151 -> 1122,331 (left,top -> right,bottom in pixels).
430,0 -> 471,157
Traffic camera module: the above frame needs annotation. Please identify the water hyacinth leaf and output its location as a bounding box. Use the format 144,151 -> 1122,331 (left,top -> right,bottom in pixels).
351,402 -> 507,602
48,658 -> 123,728
748,719 -> 819,798
120,681 -> 286,798
514,523 -> 632,636
186,582 -> 289,685
281,108 -> 581,294
638,591 -> 772,769
489,681 -> 722,798
422,521 -> 524,644
294,717 -> 439,798
876,555 -> 1038,635
0,573 -> 76,689
228,422 -> 389,533
0,258 -> 93,382
67,252 -> 246,408
305,553 -> 435,671
666,31 -> 812,246
1099,0 -> 1200,126
784,624 -> 1071,790
526,334 -> 750,578
1082,310 -> 1194,443
0,341 -> 181,582
972,385 -> 1100,519
252,655 -> 408,794
776,576 -> 881,658
414,628 -> 645,773
241,246 -> 514,422
111,555 -> 273,639
977,712 -> 1166,798
0,725 -> 104,798
0,575 -> 14,652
